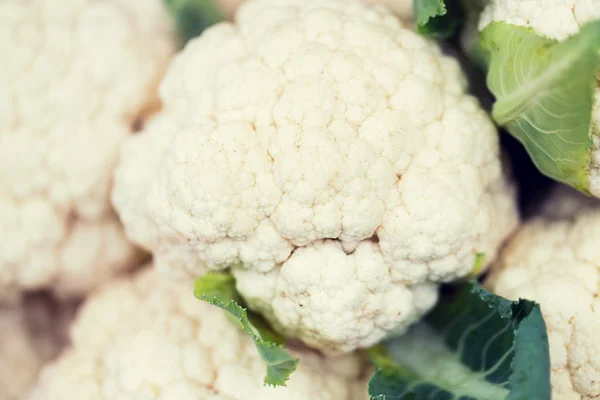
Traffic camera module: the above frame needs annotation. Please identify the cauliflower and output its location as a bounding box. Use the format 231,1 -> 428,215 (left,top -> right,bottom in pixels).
476,0 -> 600,197
0,295 -> 75,400
0,0 -> 176,299
487,186 -> 600,400
364,0 -> 414,21
112,0 -> 518,353
478,0 -> 600,42
215,0 -> 414,21
29,266 -> 368,400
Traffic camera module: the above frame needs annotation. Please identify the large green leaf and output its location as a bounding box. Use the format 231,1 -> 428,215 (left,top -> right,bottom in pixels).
368,283 -> 550,400
414,0 -> 464,39
481,21 -> 600,194
194,273 -> 299,387
164,0 -> 224,45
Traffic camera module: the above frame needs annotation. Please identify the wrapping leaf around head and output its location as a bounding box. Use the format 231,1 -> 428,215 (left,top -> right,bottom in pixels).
480,21 -> 600,194
368,282 -> 551,400
414,0 -> 600,196
194,273 -> 299,387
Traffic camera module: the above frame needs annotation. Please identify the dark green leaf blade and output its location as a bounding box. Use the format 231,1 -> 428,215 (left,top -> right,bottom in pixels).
480,21 -> 600,194
368,282 -> 550,400
507,306 -> 550,400
194,273 -> 299,387
164,0 -> 224,45
368,340 -> 460,400
414,0 -> 464,39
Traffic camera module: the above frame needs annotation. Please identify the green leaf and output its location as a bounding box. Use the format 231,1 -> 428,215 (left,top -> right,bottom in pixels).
194,273 -> 299,387
368,282 -> 551,400
164,0 -> 224,45
455,253 -> 487,284
480,21 -> 600,194
194,271 -> 240,303
470,252 -> 486,277
414,0 -> 464,39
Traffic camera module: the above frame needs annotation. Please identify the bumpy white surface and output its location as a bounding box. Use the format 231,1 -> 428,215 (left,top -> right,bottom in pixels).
488,187 -> 600,400
479,0 -> 600,41
0,297 -> 74,400
29,267 -> 367,400
113,0 -> 518,353
478,0 -> 600,198
0,0 -> 175,299
232,240 -> 438,353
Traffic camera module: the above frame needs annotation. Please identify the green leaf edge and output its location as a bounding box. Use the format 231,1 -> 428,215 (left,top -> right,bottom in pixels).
414,0 -> 448,32
473,283 -> 551,400
414,0 -> 464,39
194,275 -> 300,387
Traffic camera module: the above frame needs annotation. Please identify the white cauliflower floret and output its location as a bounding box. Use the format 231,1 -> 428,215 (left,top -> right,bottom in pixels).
477,0 -> 600,198
29,266 -> 368,400
233,241 -> 438,352
0,295 -> 75,400
112,0 -> 518,352
487,186 -> 600,400
0,0 -> 176,299
479,0 -> 600,41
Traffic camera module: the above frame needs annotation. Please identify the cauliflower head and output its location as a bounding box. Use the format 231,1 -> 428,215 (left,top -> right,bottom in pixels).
477,0 -> 600,198
215,0 -> 414,22
0,0 -> 176,300
112,0 -> 518,353
0,296 -> 74,400
487,186 -> 600,400
29,266 -> 368,400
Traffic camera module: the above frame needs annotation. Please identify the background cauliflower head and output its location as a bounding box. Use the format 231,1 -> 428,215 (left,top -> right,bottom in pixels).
477,0 -> 600,198
29,266 -> 368,400
112,0 -> 518,353
364,0 -> 414,21
0,0 -> 176,299
0,295 -> 75,400
215,0 -> 414,22
487,186 -> 600,400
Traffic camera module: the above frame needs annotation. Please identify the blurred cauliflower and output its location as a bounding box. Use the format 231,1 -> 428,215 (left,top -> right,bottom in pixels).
29,266 -> 368,400
487,186 -> 600,400
0,0 -> 176,300
217,0 -> 246,18
364,0 -> 414,21
215,0 -> 414,21
0,295 -> 75,400
112,0 -> 518,353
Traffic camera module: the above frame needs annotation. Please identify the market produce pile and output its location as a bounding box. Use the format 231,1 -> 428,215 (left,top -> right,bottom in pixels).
1,0 -> 599,399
